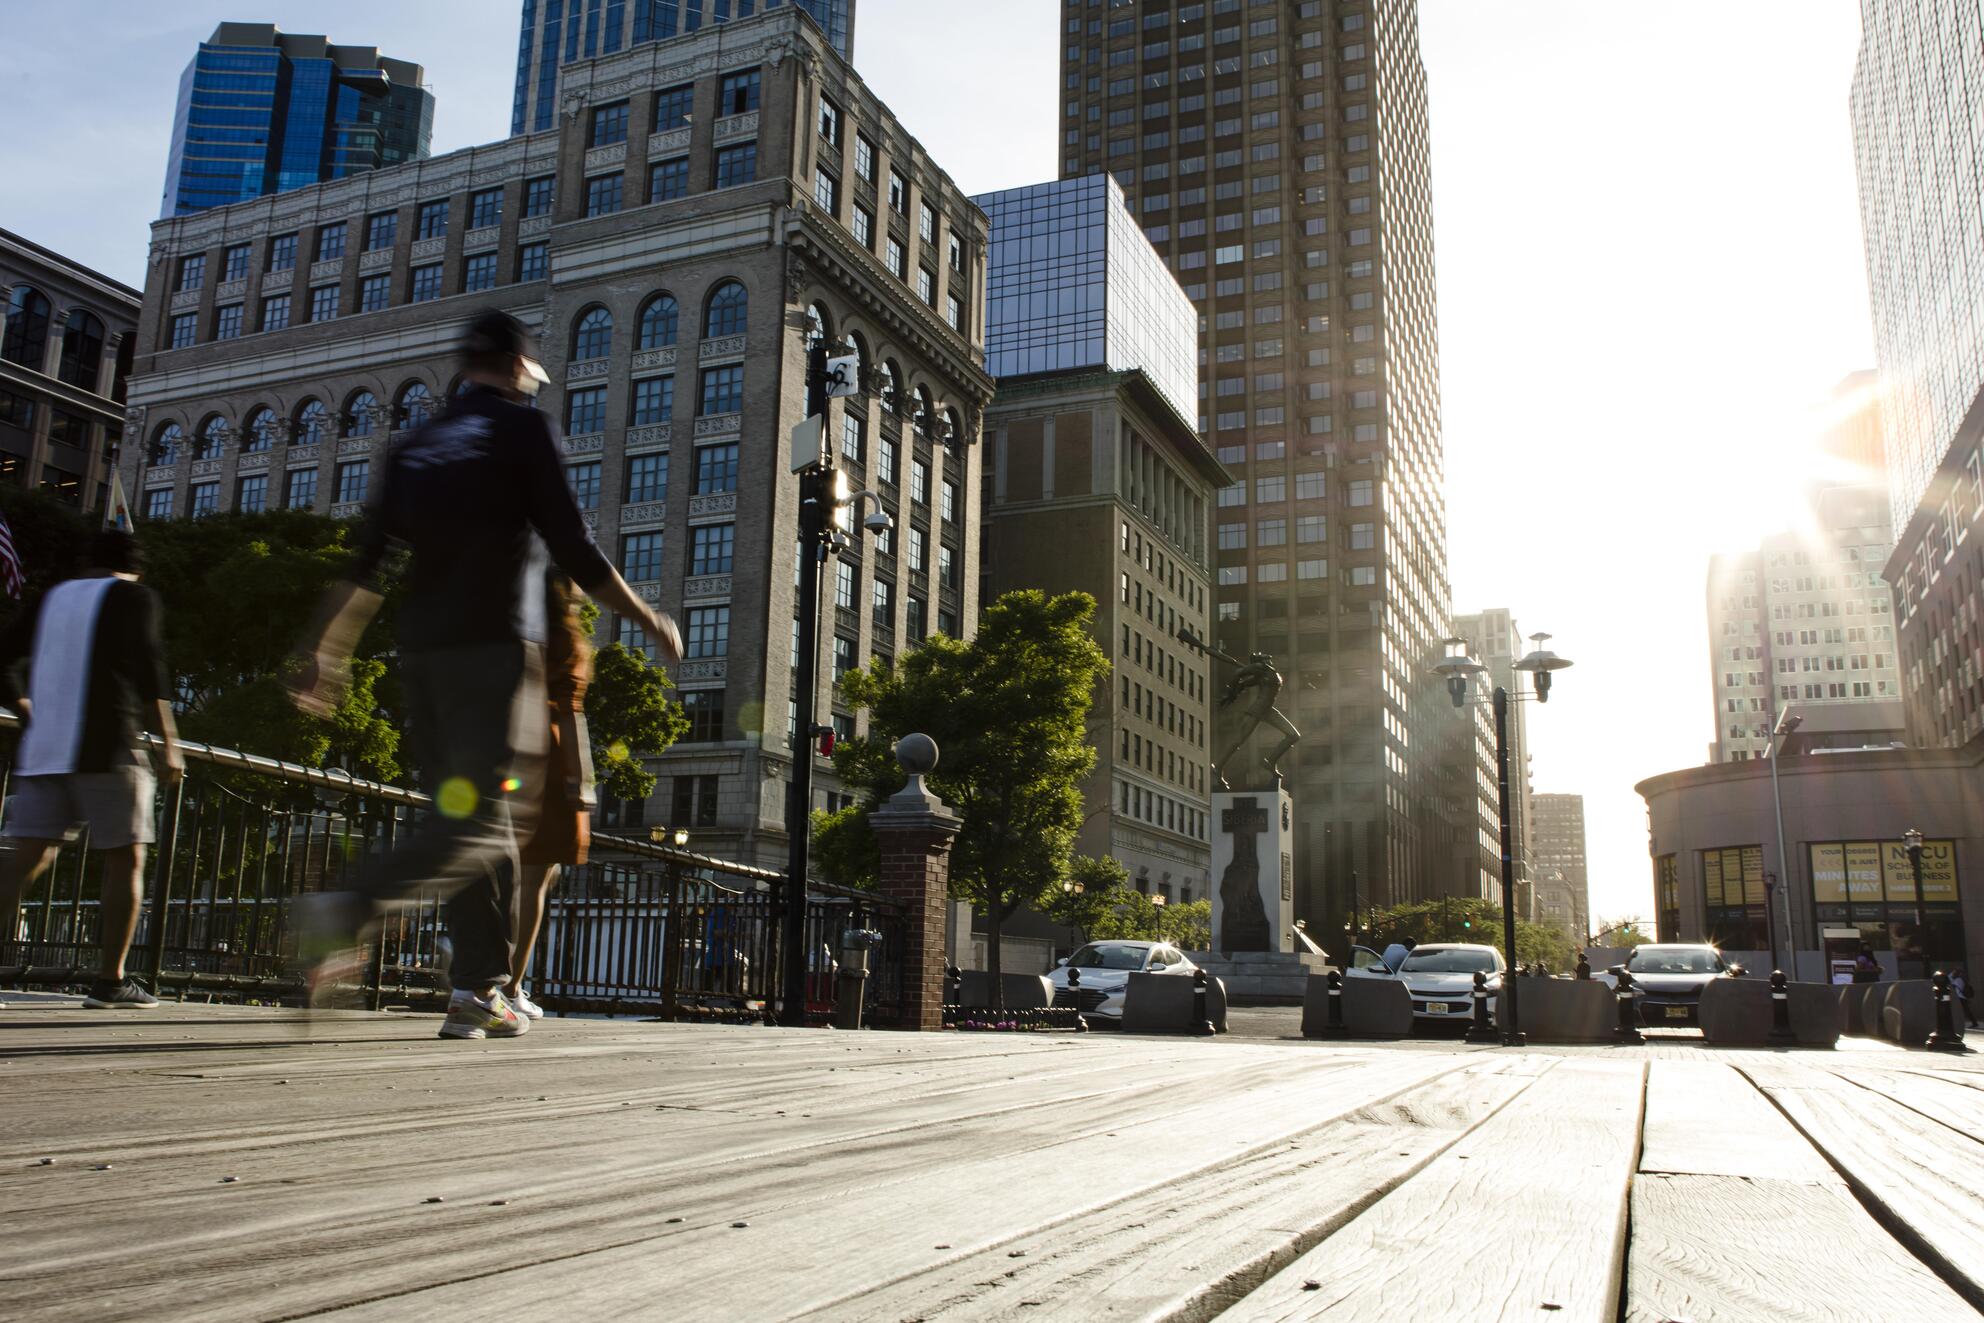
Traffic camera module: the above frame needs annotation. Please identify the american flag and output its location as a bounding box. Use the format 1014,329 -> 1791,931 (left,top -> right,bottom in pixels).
0,513 -> 21,599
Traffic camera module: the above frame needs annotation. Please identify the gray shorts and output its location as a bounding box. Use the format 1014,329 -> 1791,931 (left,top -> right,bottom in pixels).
2,766 -> 157,849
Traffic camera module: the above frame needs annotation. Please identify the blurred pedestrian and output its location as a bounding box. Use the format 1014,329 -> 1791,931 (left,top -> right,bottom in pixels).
1852,942 -> 1882,983
1952,967 -> 1976,1027
0,530 -> 184,1007
289,311 -> 680,1040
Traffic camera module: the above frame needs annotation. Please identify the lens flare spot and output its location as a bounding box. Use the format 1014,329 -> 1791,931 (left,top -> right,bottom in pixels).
436,777 -> 479,819
606,740 -> 630,764
500,777 -> 522,793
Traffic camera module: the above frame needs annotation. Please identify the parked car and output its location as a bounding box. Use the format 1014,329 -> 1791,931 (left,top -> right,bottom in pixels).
1047,940 -> 1198,1021
1595,943 -> 1738,1026
1345,942 -> 1505,1022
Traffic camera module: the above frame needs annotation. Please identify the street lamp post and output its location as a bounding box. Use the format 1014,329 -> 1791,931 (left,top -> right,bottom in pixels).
1903,826 -> 1927,980
1151,892 -> 1168,942
1765,711 -> 1802,979
1434,632 -> 1573,1048
650,825 -> 691,1020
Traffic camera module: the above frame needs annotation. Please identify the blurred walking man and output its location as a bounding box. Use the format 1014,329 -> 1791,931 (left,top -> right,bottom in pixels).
0,530 -> 184,1007
290,311 -> 680,1039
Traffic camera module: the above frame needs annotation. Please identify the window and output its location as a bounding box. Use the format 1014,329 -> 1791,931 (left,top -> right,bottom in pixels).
396,382 -> 435,430
144,488 -> 174,520
699,365 -> 744,416
236,473 -> 268,514
335,460 -> 369,505
691,523 -> 734,575
625,452 -> 668,504
468,188 -> 502,230
178,253 -> 206,292
877,431 -> 898,485
946,294 -> 962,331
888,169 -> 908,215
215,305 -> 243,340
585,173 -> 624,216
818,94 -> 842,146
938,544 -> 957,589
941,479 -> 958,524
1348,479 -> 1373,506
590,101 -> 630,146
622,531 -> 665,581
463,252 -> 497,292
524,175 -> 556,218
704,281 -> 748,337
917,267 -> 935,306
567,461 -> 601,510
1348,566 -> 1376,586
714,143 -> 757,188
686,606 -> 729,658
907,526 -> 927,573
410,264 -> 443,303
835,558 -> 858,609
416,199 -> 449,240
189,481 -> 220,518
885,237 -> 905,279
649,157 -> 690,203
910,458 -> 929,505
308,283 -> 340,322
1349,522 -> 1375,550
566,386 -> 607,435
572,307 -> 613,361
517,242 -> 548,282
814,167 -> 839,214
1296,515 -> 1326,543
169,313 -> 198,350
719,68 -> 761,116
834,635 -> 857,680
294,399 -> 330,445
906,593 -> 927,639
630,376 -> 674,426
260,295 -> 290,332
343,392 -> 378,437
222,244 -> 251,281
872,576 -> 895,625
681,689 -> 724,742
365,212 -> 398,250
356,273 -> 390,313
654,84 -> 694,131
696,441 -> 739,494
840,412 -> 865,464
315,222 -> 347,261
852,203 -> 874,248
268,234 -> 297,272
242,407 -> 277,453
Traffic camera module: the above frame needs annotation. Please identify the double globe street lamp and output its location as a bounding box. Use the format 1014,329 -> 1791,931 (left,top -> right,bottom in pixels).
1433,632 -> 1573,1047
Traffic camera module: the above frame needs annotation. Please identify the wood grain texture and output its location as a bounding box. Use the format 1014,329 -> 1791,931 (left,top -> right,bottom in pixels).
1219,1059 -> 1647,1323
1638,1060 -> 1836,1182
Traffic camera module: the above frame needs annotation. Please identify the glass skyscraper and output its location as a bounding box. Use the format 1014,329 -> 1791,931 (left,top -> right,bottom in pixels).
162,24 -> 433,218
511,0 -> 855,135
976,175 -> 1199,426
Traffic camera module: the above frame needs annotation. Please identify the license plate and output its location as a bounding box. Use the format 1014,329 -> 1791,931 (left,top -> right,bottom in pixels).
1663,1006 -> 1689,1020
1442,1002 -> 1464,1013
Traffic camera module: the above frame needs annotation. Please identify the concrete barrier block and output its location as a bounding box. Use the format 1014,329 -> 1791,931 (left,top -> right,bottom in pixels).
1495,978 -> 1611,1043
1701,979 -> 1843,1046
1849,982 -> 1888,1038
1838,983 -> 1864,1036
1881,980 -> 1936,1044
1121,973 -> 1226,1034
1788,982 -> 1843,1046
1300,974 -> 1337,1038
1341,976 -> 1413,1037
956,971 -> 1053,1010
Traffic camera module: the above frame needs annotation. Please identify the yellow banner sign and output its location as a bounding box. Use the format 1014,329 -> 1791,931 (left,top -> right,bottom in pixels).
1882,840 -> 1957,902
1808,840 -> 1957,905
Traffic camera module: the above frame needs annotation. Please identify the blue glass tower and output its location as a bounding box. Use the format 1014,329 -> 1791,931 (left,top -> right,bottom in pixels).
162,24 -> 434,218
511,0 -> 854,135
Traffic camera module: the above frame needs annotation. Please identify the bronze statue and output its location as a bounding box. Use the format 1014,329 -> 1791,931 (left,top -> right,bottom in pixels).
1177,629 -> 1302,790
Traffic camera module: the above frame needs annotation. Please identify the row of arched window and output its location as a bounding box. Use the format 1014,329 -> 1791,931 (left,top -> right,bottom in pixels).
567,280 -> 747,362
146,382 -> 437,466
804,300 -> 964,444
3,285 -> 109,390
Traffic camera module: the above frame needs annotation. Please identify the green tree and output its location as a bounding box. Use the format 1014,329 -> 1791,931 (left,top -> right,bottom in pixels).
1038,854 -> 1130,938
813,590 -> 1112,1000
1363,896 -> 1575,972
1597,921 -> 1654,950
584,638 -> 689,803
0,488 -> 94,611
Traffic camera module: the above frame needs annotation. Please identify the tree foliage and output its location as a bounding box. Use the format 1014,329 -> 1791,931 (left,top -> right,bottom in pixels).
1597,921 -> 1654,950
1362,896 -> 1577,971
811,590 -> 1114,991
584,640 -> 689,803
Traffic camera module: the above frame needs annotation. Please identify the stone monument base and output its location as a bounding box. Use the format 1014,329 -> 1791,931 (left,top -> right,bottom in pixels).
1187,950 -> 1333,1004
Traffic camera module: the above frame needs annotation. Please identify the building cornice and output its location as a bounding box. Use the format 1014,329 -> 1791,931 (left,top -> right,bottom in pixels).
1634,735 -> 1984,800
0,229 -> 143,307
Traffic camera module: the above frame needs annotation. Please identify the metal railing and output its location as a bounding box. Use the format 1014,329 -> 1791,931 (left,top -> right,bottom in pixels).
0,713 -> 902,1022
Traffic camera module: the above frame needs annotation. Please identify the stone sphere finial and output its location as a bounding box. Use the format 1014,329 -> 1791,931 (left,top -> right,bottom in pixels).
896,733 -> 938,776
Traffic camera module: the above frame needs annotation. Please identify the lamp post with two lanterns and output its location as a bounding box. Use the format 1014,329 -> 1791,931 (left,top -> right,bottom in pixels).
1433,632 -> 1573,1047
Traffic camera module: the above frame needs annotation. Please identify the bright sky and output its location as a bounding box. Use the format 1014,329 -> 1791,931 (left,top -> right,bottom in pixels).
2,2 -> 1875,928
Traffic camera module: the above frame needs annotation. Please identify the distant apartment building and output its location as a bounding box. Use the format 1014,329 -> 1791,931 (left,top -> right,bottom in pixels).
121,8 -> 991,870
1706,484 -> 1902,763
977,174 -> 1226,905
1853,3 -> 1984,747
1531,792 -> 1588,944
1451,608 -> 1533,909
163,24 -> 433,218
511,0 -> 854,135
0,229 -> 139,512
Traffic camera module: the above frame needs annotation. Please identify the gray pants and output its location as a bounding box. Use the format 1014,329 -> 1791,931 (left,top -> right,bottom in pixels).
354,640 -> 545,992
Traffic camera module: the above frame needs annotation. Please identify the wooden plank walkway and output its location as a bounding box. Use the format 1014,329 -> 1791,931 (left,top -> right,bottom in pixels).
1,1001 -> 1981,1322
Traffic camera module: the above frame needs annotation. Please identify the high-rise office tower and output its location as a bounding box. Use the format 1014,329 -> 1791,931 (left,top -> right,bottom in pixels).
162,24 -> 433,218
1530,792 -> 1588,945
1060,0 -> 1453,933
1451,609 -> 1533,909
511,0 -> 855,135
1852,2 -> 1984,747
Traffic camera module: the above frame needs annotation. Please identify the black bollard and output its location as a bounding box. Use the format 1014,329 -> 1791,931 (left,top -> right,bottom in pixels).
1465,969 -> 1497,1044
1575,953 -> 1591,981
1768,969 -> 1795,1045
1192,968 -> 1215,1036
1929,970 -> 1967,1053
1065,964 -> 1080,1009
946,960 -> 963,1007
1614,968 -> 1645,1045
1326,969 -> 1346,1036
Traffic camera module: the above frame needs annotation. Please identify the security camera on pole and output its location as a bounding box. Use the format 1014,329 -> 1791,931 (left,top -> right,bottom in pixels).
782,331 -> 891,1027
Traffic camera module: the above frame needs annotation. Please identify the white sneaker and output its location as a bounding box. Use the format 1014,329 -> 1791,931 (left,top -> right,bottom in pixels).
510,988 -> 545,1020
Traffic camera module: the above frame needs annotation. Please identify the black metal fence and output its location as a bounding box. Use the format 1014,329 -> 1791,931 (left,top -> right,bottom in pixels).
0,714 -> 903,1023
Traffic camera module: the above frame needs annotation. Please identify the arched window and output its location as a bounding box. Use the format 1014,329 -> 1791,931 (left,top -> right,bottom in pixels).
637,294 -> 679,350
878,359 -> 901,412
149,421 -> 182,467
57,310 -> 105,389
804,302 -> 833,351
571,306 -> 613,361
703,280 -> 748,338
396,381 -> 434,430
448,375 -> 473,399
845,331 -> 869,386
344,391 -> 378,438
195,415 -> 229,461
913,385 -> 934,435
2,286 -> 51,369
943,406 -> 965,448
242,407 -> 278,452
294,398 -> 330,445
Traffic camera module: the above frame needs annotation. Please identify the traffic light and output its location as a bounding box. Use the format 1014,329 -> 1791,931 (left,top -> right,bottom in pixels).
816,727 -> 836,758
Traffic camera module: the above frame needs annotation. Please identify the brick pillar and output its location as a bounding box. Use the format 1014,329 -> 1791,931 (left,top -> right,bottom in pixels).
869,734 -> 960,1031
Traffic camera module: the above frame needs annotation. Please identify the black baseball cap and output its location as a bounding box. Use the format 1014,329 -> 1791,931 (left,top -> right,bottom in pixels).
462,311 -> 550,385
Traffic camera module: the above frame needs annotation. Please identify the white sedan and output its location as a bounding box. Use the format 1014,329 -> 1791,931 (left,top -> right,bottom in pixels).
1344,942 -> 1505,1021
1047,940 -> 1199,1020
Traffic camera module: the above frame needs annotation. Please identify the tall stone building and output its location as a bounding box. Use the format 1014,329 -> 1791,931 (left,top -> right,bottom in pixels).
1530,791 -> 1588,945
0,230 -> 139,513
1853,2 -> 1984,748
121,8 -> 992,870
163,24 -> 433,218
1059,0 -> 1457,934
1451,608 -> 1533,910
977,175 -> 1226,906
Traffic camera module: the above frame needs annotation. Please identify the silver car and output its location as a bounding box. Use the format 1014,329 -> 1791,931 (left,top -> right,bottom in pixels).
1597,944 -> 1739,1026
1047,940 -> 1199,1020
1344,942 -> 1505,1021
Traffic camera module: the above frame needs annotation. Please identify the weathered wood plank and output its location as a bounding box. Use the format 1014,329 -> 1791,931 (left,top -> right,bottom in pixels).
1638,1060 -> 1835,1181
1627,1174 -> 1979,1323
1219,1059 -> 1646,1323
1831,1066 -> 1984,1145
